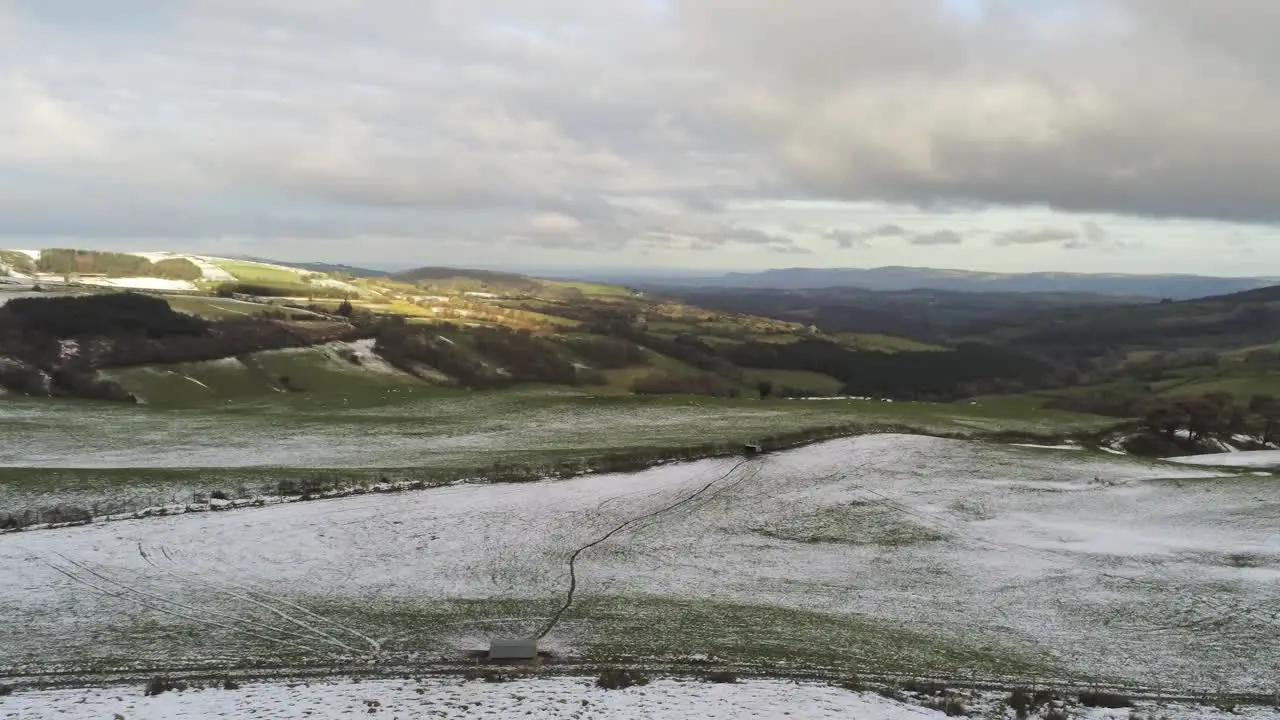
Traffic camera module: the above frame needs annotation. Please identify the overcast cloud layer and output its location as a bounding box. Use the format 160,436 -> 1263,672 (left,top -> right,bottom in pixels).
2,0 -> 1280,273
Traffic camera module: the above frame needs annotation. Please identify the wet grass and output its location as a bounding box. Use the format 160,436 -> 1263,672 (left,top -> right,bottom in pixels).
0,386 -> 1120,520
751,503 -> 948,547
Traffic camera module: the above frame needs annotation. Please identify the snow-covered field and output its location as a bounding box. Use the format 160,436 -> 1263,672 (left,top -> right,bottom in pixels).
4,676 -> 1276,720
3,435 -> 1276,693
76,276 -> 198,291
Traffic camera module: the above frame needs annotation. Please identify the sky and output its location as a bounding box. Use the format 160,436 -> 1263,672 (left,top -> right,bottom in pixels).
2,0 -> 1280,275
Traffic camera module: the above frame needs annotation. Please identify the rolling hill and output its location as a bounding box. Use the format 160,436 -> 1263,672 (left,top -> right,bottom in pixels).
638,265 -> 1280,299
0,249 -> 963,406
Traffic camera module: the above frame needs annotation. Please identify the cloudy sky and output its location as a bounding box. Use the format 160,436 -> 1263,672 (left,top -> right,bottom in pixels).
3,0 -> 1280,274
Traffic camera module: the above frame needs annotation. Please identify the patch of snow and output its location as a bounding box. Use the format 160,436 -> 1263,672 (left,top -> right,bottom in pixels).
58,339 -> 80,362
437,335 -> 456,345
314,338 -> 401,375
78,277 -> 197,291
129,251 -> 181,262
1012,443 -> 1082,451
310,277 -> 359,293
177,373 -> 211,390
206,356 -> 247,369
1165,450 -> 1280,468
187,256 -> 236,282
1,678 -> 1275,720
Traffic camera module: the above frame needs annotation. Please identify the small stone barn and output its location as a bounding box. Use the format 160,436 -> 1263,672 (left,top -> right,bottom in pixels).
488,638 -> 538,661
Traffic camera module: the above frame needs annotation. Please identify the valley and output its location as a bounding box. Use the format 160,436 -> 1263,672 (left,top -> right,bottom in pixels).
2,249 -> 1278,719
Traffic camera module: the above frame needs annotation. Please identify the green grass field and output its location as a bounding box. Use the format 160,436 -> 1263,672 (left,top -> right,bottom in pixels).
0,361 -> 1119,521
213,260 -> 308,285
744,369 -> 845,395
163,295 -> 296,319
831,333 -> 946,353
1158,373 -> 1280,399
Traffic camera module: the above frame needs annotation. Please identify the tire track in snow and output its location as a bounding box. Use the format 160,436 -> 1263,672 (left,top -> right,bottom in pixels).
44,562 -> 329,657
138,544 -> 373,653
534,457 -> 758,640
155,544 -> 383,650
52,553 -> 362,654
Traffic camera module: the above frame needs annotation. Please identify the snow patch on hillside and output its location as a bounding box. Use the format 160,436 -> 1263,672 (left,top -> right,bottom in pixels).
310,277 -> 359,294
77,277 -> 197,291
188,256 -> 236,281
1,677 -> 1275,720
1166,450 -> 1280,468
308,338 -> 401,374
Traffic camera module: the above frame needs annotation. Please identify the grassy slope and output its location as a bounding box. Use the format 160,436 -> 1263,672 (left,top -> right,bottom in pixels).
1158,374 -> 1280,398
0,364 -> 1117,520
140,255 -> 955,402
104,342 -> 424,409
163,295 -> 296,319
831,332 -> 945,353
213,259 -> 309,285
743,369 -> 845,395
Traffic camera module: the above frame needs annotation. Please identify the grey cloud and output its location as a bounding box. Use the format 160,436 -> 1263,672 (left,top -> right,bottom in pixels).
907,230 -> 964,246
990,222 -> 1128,250
992,227 -> 1079,246
3,0 -> 1280,263
826,229 -> 866,249
826,223 -> 909,248
678,1 -> 1280,223
1081,222 -> 1109,245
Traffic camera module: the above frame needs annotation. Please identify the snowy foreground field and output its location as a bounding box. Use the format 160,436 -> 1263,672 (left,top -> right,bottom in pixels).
4,676 -> 1278,720
2,434 -> 1278,697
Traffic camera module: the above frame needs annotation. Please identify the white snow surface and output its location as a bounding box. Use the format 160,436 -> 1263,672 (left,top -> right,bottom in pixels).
188,256 -> 236,281
318,338 -> 399,373
2,434 -> 1276,690
2,677 -> 1275,720
1165,450 -> 1280,468
78,276 -> 198,291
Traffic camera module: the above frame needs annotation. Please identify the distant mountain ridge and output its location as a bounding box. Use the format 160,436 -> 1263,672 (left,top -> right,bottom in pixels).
633,266 -> 1280,300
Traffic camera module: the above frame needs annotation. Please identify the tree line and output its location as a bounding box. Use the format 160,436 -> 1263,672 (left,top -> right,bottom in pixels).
35,249 -> 203,281
374,323 -> 603,389
1136,393 -> 1280,446
0,293 -> 369,401
724,338 -> 1052,401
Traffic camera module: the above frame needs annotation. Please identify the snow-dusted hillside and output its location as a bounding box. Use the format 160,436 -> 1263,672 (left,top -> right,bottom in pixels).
1166,449 -> 1280,468
2,435 -> 1275,692
0,249 -> 319,290
4,676 -> 1275,720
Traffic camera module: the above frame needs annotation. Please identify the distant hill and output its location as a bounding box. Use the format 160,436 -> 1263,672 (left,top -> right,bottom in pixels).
250,259 -> 390,278
971,283 -> 1280,358
666,286 -> 1146,343
389,266 -> 549,295
636,266 -> 1279,300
